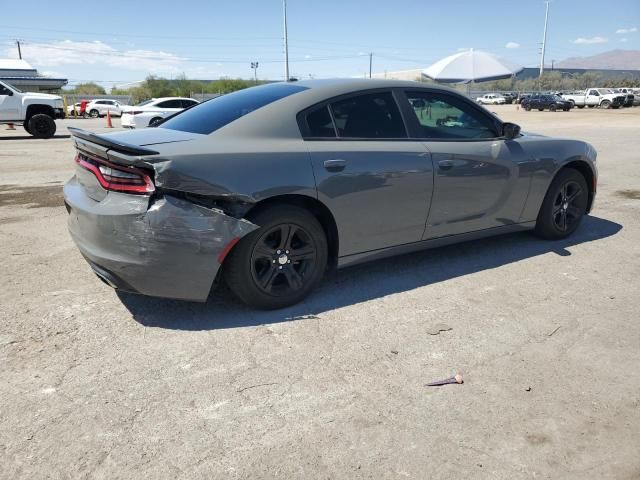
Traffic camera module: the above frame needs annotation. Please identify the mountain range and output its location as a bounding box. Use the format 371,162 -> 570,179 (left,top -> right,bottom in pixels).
555,49 -> 640,70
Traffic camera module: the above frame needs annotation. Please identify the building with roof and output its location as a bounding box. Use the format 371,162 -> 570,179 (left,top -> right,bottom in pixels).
0,59 -> 67,92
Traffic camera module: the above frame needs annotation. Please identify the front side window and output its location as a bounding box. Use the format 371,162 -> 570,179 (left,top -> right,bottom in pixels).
405,91 -> 498,140
161,83 -> 308,135
329,92 -> 406,139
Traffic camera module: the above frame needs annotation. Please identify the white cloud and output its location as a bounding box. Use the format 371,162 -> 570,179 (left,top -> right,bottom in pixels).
2,40 -> 185,74
620,38 -> 629,43
572,36 -> 608,45
616,27 -> 637,34
505,42 -> 520,49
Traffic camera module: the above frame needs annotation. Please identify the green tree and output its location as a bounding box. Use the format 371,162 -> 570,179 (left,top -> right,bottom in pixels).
68,82 -> 106,95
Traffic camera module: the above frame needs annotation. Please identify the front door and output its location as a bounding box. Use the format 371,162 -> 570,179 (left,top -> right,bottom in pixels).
0,83 -> 20,121
301,90 -> 434,257
401,89 -> 530,239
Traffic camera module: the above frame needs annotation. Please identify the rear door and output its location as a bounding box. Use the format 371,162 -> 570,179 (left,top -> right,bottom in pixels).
300,90 -> 434,257
400,89 -> 530,239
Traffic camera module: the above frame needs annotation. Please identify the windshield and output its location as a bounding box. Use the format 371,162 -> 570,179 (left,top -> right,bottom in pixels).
597,89 -> 613,95
0,81 -> 21,93
160,83 -> 308,135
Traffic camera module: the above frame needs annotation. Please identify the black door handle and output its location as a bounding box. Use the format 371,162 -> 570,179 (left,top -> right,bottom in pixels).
324,159 -> 346,172
438,160 -> 454,170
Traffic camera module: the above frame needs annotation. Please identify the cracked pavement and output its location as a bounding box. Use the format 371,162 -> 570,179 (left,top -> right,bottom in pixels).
1,110 -> 639,479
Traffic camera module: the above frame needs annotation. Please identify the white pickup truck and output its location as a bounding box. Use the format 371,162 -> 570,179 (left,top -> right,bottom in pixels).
560,88 -> 626,109
475,93 -> 506,105
0,80 -> 65,138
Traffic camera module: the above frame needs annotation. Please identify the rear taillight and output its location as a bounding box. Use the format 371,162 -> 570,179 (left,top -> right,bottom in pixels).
75,152 -> 155,194
128,110 -> 144,115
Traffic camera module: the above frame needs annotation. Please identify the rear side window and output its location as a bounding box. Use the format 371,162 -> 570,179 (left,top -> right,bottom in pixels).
161,83 -> 308,135
306,106 -> 336,138
330,92 -> 406,139
156,100 -> 182,108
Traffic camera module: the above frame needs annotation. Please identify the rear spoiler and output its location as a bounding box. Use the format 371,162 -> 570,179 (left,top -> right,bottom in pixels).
68,127 -> 159,156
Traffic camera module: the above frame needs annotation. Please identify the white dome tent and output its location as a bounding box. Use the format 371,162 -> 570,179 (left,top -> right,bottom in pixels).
423,49 -> 523,84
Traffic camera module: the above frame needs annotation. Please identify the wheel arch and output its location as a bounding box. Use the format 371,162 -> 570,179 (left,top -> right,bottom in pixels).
243,194 -> 339,270
555,159 -> 596,213
25,104 -> 55,122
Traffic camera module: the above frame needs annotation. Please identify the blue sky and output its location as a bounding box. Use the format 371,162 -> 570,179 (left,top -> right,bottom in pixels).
1,0 -> 638,87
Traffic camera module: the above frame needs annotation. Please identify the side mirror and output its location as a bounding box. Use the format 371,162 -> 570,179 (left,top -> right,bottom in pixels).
502,122 -> 521,140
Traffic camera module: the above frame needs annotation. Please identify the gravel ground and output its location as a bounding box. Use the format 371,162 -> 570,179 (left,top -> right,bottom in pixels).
1,108 -> 639,479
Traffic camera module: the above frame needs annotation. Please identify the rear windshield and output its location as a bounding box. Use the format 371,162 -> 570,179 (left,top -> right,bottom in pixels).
160,83 -> 308,135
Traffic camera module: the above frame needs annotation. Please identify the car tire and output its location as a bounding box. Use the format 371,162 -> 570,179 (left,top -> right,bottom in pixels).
27,114 -> 56,139
89,109 -> 100,118
149,117 -> 163,127
224,204 -> 328,309
550,104 -> 557,111
524,105 -> 531,111
569,100 -> 575,107
578,105 -> 585,109
600,100 -> 611,109
538,108 -> 544,111
534,168 -> 588,240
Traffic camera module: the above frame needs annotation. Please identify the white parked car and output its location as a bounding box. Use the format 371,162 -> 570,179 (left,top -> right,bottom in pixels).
66,102 -> 83,115
476,93 -> 506,105
121,97 -> 199,128
85,99 -> 124,118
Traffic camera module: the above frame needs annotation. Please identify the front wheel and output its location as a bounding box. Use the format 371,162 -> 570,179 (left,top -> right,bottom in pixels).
89,109 -> 100,118
524,105 -> 531,111
224,205 -> 328,309
28,114 -> 56,139
534,168 -> 588,240
600,100 -> 611,109
549,104 -> 557,111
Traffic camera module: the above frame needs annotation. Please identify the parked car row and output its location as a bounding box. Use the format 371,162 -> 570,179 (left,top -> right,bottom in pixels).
65,97 -> 201,127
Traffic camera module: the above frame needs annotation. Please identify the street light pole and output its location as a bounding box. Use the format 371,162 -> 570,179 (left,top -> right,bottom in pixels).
539,0 -> 550,78
369,53 -> 373,78
251,62 -> 259,85
283,0 -> 290,81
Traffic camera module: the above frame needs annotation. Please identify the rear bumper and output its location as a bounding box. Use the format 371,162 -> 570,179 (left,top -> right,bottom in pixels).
63,177 -> 257,302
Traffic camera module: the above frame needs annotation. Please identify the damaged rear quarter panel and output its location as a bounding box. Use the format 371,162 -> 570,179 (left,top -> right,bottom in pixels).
65,177 -> 257,302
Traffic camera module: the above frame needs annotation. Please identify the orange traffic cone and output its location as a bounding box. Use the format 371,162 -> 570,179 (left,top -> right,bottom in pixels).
106,110 -> 113,128
6,123 -> 15,130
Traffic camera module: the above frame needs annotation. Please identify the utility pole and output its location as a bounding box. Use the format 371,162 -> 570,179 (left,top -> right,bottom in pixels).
369,53 -> 373,78
551,59 -> 555,71
16,40 -> 22,60
539,0 -> 550,77
283,0 -> 290,81
251,62 -> 259,85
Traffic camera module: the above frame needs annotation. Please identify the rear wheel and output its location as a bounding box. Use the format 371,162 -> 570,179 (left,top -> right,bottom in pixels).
578,105 -> 585,109
224,205 -> 328,309
89,109 -> 100,118
534,168 -> 588,240
28,114 -> 56,139
549,104 -> 557,111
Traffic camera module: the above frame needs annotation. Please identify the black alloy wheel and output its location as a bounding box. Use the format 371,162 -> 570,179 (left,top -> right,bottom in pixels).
250,223 -> 317,297
224,204 -> 328,309
534,168 -> 588,240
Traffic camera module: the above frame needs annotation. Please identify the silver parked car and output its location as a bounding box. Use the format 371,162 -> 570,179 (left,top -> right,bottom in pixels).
64,79 -> 597,309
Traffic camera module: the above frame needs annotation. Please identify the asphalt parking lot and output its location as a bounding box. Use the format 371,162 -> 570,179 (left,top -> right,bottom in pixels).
1,107 -> 639,479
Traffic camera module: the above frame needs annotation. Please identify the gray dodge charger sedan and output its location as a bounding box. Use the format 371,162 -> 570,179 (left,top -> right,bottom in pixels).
63,79 -> 597,309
